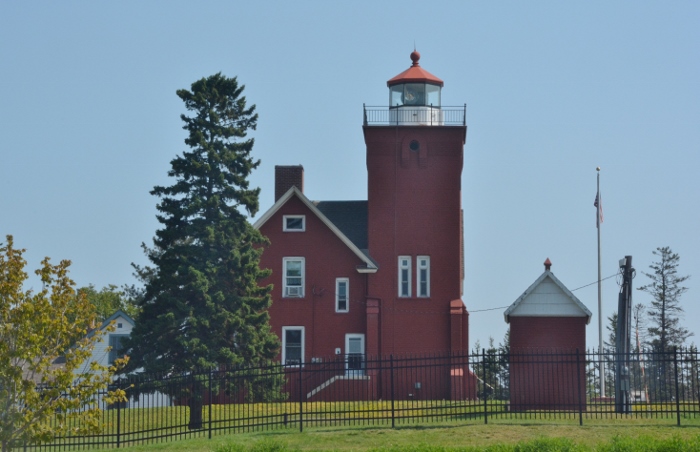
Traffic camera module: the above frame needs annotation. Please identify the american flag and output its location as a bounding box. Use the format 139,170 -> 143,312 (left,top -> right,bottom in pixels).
594,193 -> 604,226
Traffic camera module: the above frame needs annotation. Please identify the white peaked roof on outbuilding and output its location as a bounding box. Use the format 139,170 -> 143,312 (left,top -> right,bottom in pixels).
504,260 -> 592,324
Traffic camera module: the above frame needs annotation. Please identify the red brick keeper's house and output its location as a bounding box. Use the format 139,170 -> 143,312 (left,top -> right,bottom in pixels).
254,52 -> 476,401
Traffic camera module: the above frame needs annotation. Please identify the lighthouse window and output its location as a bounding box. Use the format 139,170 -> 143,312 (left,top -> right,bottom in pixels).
398,256 -> 411,297
417,256 -> 430,298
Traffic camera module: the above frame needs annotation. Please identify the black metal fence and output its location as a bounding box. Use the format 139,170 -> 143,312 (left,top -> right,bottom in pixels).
19,348 -> 700,450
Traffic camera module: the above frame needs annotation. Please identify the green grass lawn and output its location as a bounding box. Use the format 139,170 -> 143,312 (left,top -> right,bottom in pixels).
90,418 -> 700,452
34,401 -> 700,451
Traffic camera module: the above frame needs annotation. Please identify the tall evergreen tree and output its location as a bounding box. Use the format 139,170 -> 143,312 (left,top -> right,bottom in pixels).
605,312 -> 618,351
638,247 -> 691,401
638,247 -> 692,352
632,303 -> 647,351
122,73 -> 279,429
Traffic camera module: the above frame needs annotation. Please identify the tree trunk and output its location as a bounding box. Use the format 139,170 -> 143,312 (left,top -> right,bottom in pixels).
188,395 -> 204,430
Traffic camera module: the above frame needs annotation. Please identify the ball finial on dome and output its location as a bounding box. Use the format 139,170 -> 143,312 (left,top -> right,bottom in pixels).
410,50 -> 421,66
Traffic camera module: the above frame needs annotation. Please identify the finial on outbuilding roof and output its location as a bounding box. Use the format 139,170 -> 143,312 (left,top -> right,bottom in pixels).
544,258 -> 552,271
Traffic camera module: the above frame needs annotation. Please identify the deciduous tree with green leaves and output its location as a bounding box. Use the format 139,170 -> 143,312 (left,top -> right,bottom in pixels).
122,73 -> 280,430
77,284 -> 140,321
0,236 -> 126,452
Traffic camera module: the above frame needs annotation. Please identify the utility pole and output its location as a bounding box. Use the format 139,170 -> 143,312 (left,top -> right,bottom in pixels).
615,255 -> 635,413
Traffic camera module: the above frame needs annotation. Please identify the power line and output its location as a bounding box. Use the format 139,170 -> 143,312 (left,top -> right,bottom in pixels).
335,274 -> 619,316
469,274 -> 618,314
470,306 -> 510,313
569,273 -> 617,292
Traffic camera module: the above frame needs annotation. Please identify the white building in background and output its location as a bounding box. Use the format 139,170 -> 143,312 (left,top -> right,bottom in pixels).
83,310 -> 171,409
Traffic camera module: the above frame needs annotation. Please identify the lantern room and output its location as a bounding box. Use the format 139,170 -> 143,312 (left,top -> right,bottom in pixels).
386,51 -> 445,125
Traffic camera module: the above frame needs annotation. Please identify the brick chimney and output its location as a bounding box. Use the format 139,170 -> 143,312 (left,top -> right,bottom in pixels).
275,165 -> 304,201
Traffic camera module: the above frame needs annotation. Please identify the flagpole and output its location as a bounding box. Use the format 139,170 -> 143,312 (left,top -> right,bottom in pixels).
597,166 -> 605,398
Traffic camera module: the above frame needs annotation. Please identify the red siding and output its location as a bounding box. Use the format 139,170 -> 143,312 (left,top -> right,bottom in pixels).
258,121 -> 469,401
510,317 -> 586,352
509,317 -> 587,410
363,126 -> 466,357
259,195 -> 368,362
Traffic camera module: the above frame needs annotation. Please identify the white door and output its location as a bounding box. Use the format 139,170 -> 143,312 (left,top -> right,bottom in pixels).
345,334 -> 365,376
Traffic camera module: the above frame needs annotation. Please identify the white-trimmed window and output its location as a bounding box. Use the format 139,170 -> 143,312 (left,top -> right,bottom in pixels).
108,334 -> 129,365
345,333 -> 365,376
283,215 -> 305,232
417,256 -> 430,298
336,278 -> 349,313
282,326 -> 304,366
283,257 -> 304,298
398,256 -> 411,297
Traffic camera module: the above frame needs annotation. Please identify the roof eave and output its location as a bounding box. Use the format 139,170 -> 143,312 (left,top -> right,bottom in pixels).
503,271 -> 593,322
387,67 -> 444,87
254,187 -> 378,271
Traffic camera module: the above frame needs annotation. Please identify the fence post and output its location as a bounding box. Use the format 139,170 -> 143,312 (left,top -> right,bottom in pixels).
576,349 -> 583,426
674,347 -> 681,426
208,369 -> 213,439
116,378 -> 121,449
482,349 -> 488,425
298,363 -> 303,433
390,354 -> 395,429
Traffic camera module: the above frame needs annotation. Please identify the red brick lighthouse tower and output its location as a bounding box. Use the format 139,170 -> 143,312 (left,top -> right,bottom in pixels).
363,51 -> 469,364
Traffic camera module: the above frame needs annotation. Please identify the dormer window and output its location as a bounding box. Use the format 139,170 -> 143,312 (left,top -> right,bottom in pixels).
283,215 -> 305,232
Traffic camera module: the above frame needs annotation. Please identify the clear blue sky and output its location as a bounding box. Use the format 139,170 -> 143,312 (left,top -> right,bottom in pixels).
2,1 -> 698,351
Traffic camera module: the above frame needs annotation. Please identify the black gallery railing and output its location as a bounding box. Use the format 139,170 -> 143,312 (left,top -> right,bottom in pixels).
363,105 -> 467,126
19,348 -> 700,450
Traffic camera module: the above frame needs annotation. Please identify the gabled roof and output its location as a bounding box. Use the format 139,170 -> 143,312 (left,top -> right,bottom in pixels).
86,310 -> 136,339
253,187 -> 377,273
313,201 -> 367,250
53,310 -> 135,367
504,270 -> 592,324
100,310 -> 135,330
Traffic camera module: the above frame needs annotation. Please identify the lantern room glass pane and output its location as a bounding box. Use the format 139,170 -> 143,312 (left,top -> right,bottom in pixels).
390,85 -> 404,107
426,84 -> 441,107
403,83 -> 425,106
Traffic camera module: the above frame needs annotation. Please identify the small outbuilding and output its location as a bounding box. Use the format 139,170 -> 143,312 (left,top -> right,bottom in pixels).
504,258 -> 592,410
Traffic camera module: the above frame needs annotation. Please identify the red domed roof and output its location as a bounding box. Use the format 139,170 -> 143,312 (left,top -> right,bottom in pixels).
387,51 -> 444,87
